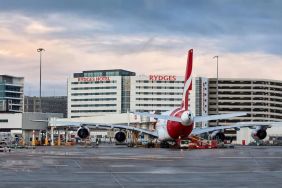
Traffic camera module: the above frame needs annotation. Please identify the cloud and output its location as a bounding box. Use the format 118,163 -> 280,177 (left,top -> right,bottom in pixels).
0,1 -> 281,96
25,21 -> 64,34
0,50 -> 11,56
1,1 -> 281,55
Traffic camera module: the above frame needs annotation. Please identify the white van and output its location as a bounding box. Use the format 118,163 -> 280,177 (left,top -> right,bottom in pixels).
179,140 -> 190,149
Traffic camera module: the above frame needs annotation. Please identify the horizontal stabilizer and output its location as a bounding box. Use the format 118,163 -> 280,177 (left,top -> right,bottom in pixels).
134,112 -> 182,122
194,112 -> 247,122
32,120 -> 48,122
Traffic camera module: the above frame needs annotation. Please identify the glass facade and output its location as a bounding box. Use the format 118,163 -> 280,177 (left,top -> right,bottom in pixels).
24,96 -> 67,117
0,76 -> 24,113
69,70 -> 135,117
121,76 -> 131,113
0,83 -> 5,98
74,69 -> 136,78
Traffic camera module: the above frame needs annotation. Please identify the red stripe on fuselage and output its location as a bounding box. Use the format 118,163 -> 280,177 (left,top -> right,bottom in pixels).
181,49 -> 193,110
185,49 -> 193,90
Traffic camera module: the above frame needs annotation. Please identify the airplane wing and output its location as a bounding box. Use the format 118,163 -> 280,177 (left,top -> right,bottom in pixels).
50,119 -> 159,137
191,121 -> 282,135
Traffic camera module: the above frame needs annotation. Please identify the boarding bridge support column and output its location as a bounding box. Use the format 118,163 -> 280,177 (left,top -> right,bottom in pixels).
51,127 -> 54,146
32,130 -> 35,146
22,131 -> 26,145
45,131 -> 49,146
65,128 -> 68,142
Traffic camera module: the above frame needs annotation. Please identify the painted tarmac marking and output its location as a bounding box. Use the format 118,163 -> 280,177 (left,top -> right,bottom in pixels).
48,165 -> 69,167
219,157 -> 282,159
110,172 -> 125,188
74,160 -> 81,168
41,155 -> 183,160
110,165 -> 136,167
74,170 -> 282,174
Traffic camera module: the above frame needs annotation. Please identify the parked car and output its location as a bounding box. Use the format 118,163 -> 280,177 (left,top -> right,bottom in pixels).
0,144 -> 11,152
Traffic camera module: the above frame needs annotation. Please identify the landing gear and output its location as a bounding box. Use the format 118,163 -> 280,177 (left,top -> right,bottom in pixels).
160,141 -> 170,148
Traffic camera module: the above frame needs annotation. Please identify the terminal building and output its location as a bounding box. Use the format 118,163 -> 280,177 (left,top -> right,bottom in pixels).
0,112 -> 63,145
0,75 -> 64,145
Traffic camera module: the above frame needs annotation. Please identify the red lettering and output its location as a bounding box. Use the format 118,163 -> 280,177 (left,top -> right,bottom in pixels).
77,76 -> 111,82
148,75 -> 177,81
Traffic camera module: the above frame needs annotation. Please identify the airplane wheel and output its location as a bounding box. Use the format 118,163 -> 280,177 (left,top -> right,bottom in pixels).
160,141 -> 169,148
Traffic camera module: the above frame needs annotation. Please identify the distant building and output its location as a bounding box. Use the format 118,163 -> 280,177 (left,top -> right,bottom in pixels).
130,75 -> 185,113
68,69 -> 135,118
67,71 -> 282,124
189,77 -> 209,128
68,70 -> 212,119
0,75 -> 24,113
24,96 -> 67,117
208,78 -> 282,126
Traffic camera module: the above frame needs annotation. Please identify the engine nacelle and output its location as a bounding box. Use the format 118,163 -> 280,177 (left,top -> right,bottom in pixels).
180,111 -> 194,126
77,126 -> 90,139
251,128 -> 267,140
210,131 -> 225,142
115,131 -> 127,143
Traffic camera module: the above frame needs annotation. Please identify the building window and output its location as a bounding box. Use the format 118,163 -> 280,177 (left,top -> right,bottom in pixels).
71,104 -> 117,107
71,110 -> 116,113
71,92 -> 117,96
0,119 -> 8,123
71,86 -> 117,90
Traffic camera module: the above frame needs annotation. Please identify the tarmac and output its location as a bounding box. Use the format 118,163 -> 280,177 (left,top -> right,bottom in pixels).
1,144 -> 282,188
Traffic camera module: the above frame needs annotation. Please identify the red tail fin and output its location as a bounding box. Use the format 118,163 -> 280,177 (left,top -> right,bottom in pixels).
181,49 -> 193,110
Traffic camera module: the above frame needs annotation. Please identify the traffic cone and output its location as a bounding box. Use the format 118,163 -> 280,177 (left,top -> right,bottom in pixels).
57,131 -> 61,146
45,133 -> 48,146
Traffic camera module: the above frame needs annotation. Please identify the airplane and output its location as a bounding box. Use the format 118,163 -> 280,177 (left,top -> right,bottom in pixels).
49,49 -> 282,147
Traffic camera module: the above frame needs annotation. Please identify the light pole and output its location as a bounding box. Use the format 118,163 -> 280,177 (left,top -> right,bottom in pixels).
37,48 -> 45,112
213,55 -> 219,126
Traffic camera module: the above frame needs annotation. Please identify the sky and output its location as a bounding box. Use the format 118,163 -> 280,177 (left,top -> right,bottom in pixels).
0,0 -> 281,96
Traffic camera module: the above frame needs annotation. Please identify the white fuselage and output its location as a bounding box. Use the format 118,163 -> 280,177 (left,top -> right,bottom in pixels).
156,110 -> 175,141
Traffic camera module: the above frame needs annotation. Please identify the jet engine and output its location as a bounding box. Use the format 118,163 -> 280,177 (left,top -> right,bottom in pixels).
251,127 -> 267,140
115,131 -> 127,143
77,126 -> 90,139
210,131 -> 225,142
180,111 -> 194,126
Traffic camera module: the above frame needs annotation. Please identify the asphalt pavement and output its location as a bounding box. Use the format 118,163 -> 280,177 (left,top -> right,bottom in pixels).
0,144 -> 282,188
